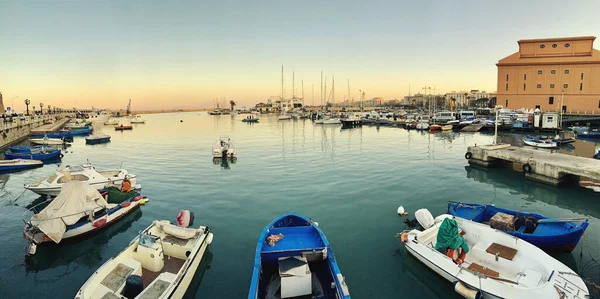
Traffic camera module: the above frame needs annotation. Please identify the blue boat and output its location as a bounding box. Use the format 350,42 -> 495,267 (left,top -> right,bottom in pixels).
67,126 -> 94,136
85,134 -> 111,144
0,159 -> 43,172
577,131 -> 600,139
448,202 -> 589,252
9,145 -> 56,153
31,131 -> 73,139
4,149 -> 62,161
248,213 -> 351,299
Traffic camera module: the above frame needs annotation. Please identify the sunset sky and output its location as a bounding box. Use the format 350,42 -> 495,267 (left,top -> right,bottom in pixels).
1,0 -> 599,111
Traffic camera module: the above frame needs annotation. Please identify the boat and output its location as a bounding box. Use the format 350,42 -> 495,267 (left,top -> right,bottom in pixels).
430,124 -> 442,131
399,209 -> 589,299
65,120 -> 92,129
447,202 -> 589,252
115,125 -> 133,131
63,126 -> 94,136
416,122 -> 429,130
104,118 -> 119,125
23,181 -> 142,255
322,118 -> 341,124
537,135 -> 576,145
242,116 -> 259,123
86,134 -> 111,145
523,137 -> 557,149
25,162 -> 138,196
0,159 -> 43,172
75,211 -> 213,299
441,124 -> 453,131
212,137 -> 236,158
29,136 -> 68,145
576,131 -> 600,139
31,131 -> 73,139
248,213 -> 351,299
594,147 -> 600,160
130,114 -> 146,124
9,145 -> 55,153
278,114 -> 291,120
4,148 -> 62,160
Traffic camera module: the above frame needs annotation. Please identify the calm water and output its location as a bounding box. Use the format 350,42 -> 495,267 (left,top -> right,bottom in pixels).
0,113 -> 599,298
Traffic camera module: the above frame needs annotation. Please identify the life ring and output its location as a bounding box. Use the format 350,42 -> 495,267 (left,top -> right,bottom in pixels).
447,248 -> 466,265
523,163 -> 532,173
59,153 -> 64,158
465,152 -> 472,160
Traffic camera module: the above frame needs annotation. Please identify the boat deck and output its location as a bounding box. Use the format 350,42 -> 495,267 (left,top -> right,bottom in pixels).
141,256 -> 184,288
262,227 -> 324,253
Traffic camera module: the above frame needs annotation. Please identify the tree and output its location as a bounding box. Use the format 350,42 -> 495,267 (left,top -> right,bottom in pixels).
230,100 -> 236,111
475,97 -> 490,107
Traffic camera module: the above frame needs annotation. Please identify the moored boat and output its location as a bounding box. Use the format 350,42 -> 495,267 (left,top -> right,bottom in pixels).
4,148 -> 62,161
278,114 -> 291,120
115,125 -> 133,131
430,124 -> 442,131
0,159 -> 43,172
104,119 -> 119,125
130,114 -> 146,124
399,209 -> 589,299
30,136 -> 68,145
242,116 -> 259,123
248,213 -> 351,299
9,145 -> 55,153
31,131 -> 73,139
85,134 -> 111,145
441,124 -> 453,131
75,211 -> 213,299
523,137 -> 557,149
23,181 -> 142,255
416,122 -> 429,130
212,137 -> 236,158
64,126 -> 94,136
447,202 -> 588,252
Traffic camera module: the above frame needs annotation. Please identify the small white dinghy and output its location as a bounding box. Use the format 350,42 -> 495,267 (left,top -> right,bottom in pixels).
75,211 -> 213,299
212,137 -> 237,158
399,209 -> 589,299
30,136 -> 67,145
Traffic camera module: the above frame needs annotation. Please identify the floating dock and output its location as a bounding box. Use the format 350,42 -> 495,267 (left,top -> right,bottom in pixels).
466,144 -> 600,186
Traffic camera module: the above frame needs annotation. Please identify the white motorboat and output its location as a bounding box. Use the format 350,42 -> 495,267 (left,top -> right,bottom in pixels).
25,162 -> 138,196
130,114 -> 146,124
23,181 -> 142,253
399,209 -> 589,299
104,118 -> 119,125
30,136 -> 68,145
278,114 -> 291,120
89,111 -> 113,123
416,122 -> 429,130
212,137 -> 237,158
65,120 -> 90,129
322,118 -> 342,124
523,137 -> 558,149
75,214 -> 213,299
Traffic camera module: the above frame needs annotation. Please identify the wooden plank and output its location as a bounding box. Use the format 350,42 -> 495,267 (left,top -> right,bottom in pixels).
486,242 -> 518,261
468,263 -> 499,278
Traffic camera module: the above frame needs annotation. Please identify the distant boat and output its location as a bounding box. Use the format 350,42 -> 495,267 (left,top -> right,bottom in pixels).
0,159 -> 43,172
115,125 -> 133,131
31,131 -> 73,139
322,118 -> 341,124
104,118 -> 119,125
278,114 -> 291,120
416,122 -> 429,130
448,202 -> 589,252
523,137 -> 557,149
30,136 -> 67,145
248,213 -> 351,299
130,114 -> 146,124
85,134 -> 111,145
63,126 -> 93,136
212,137 -> 237,158
576,131 -> 600,139
4,148 -> 61,161
441,124 -> 453,131
242,115 -> 259,123
429,124 -> 441,131
9,145 -> 55,153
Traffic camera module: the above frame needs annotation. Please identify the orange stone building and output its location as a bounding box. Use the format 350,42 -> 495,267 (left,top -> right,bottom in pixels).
496,36 -> 600,113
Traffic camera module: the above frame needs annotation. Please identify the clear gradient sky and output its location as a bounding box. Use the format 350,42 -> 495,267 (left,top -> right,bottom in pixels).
1,0 -> 599,111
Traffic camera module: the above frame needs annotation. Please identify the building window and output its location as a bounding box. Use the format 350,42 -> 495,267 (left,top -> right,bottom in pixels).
598,100 -> 600,108
580,83 -> 583,91
549,97 -> 554,104
581,73 -> 584,80
524,74 -> 527,80
565,43 -> 571,48
550,84 -> 555,88
547,116 -> 554,123
524,83 -> 526,91
506,74 -> 509,81
537,84 -> 542,88
564,84 -> 568,88
505,99 -> 508,107
538,70 -> 542,74
540,44 -> 545,49
536,105 -> 541,109
505,83 -> 508,91
551,70 -> 556,74
564,70 -> 569,74
552,44 -> 557,48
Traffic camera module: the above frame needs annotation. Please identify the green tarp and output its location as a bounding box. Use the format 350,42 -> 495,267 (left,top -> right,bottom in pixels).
435,218 -> 469,253
103,186 -> 137,204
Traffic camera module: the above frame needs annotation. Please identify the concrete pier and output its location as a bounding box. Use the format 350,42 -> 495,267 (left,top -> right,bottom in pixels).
30,118 -> 70,134
466,144 -> 600,186
0,114 -> 72,149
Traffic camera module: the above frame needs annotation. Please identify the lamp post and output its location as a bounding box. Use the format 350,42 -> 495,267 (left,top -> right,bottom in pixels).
494,105 -> 503,145
40,103 -> 44,115
11,96 -> 18,113
24,99 -> 30,116
560,89 -> 564,128
47,105 -> 52,115
33,106 -> 36,115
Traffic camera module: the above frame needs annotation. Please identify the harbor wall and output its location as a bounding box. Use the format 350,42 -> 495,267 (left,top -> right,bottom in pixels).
0,114 -> 72,149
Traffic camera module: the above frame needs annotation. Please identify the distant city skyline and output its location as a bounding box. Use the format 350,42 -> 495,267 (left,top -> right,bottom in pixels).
1,0 -> 599,111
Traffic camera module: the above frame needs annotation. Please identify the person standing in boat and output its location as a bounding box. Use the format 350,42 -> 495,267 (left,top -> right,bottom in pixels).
120,176 -> 132,192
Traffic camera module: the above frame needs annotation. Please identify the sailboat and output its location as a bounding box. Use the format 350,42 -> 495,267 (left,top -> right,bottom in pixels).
320,77 -> 341,124
278,66 -> 291,120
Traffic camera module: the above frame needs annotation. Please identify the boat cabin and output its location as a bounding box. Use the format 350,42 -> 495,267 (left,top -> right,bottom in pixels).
433,111 -> 456,122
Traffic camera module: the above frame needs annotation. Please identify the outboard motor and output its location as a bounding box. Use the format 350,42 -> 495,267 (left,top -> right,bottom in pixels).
123,275 -> 143,298
176,210 -> 195,228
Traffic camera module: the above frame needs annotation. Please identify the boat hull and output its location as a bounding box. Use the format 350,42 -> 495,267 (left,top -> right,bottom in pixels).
85,137 -> 111,144
4,149 -> 61,161
29,139 -> 66,145
26,174 -> 137,196
0,159 -> 43,172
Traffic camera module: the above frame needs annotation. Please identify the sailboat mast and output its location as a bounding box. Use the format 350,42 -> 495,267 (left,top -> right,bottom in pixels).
320,71 -> 323,108
332,76 -> 335,105
281,65 -> 284,100
292,71 -> 295,98
312,84 -> 314,106
301,80 -> 304,105
347,79 -> 350,103
324,77 -> 327,108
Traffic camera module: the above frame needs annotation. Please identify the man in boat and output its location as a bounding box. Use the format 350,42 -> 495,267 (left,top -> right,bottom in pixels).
120,176 -> 132,192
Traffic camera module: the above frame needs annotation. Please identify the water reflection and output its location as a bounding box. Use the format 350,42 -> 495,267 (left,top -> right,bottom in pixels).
212,157 -> 237,170
182,249 -> 214,299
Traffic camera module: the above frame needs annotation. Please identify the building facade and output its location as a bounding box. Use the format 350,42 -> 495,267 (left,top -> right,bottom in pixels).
497,36 -> 600,113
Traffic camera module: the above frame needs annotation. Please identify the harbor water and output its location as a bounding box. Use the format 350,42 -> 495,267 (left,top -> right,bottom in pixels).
0,112 -> 599,298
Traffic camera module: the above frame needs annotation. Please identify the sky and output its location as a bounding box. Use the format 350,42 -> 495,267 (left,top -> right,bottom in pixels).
1,0 -> 600,111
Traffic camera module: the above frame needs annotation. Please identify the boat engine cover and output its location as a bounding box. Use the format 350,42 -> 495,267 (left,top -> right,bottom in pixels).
123,275 -> 143,299
415,209 -> 435,230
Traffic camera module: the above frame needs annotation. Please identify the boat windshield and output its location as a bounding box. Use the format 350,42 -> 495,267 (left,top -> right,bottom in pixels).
139,233 -> 159,248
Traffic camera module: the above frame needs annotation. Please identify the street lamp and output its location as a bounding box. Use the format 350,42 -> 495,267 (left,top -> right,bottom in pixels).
33,106 -> 36,115
24,99 -> 30,116
560,89 -> 565,128
40,103 -> 44,115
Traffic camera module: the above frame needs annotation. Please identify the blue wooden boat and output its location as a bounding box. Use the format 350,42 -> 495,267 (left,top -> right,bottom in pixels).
448,202 -> 589,252
85,134 -> 111,144
4,149 -> 62,161
9,145 -> 55,153
248,213 -> 351,299
577,131 -> 600,139
62,126 -> 93,136
0,159 -> 43,172
31,131 -> 73,139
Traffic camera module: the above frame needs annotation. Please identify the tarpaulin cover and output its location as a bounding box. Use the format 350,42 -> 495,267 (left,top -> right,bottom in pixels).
435,218 -> 469,253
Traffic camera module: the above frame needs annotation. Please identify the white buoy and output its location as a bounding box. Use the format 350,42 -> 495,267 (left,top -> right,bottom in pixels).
397,206 -> 407,216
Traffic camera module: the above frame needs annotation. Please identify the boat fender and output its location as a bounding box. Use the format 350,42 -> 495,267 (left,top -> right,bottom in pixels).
206,232 -> 214,245
120,201 -> 131,208
93,218 -> 107,228
465,152 -> 472,159
453,281 -> 481,299
447,248 -> 466,265
59,153 -> 64,158
400,232 -> 408,243
397,205 -> 408,216
133,195 -> 142,202
523,163 -> 532,173
139,199 -> 146,205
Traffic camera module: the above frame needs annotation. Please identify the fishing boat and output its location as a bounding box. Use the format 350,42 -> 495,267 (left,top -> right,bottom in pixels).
65,126 -> 94,136
212,137 -> 236,158
9,145 -> 55,153
248,213 -> 351,299
4,148 -> 62,161
25,162 -> 137,196
115,124 -> 133,131
65,120 -> 92,129
430,124 -> 442,131
242,116 -> 259,123
537,135 -> 576,145
86,134 -> 111,145
441,124 -> 453,131
29,136 -> 67,145
104,118 -> 119,125
75,211 -> 213,299
399,209 -> 589,299
523,137 -> 557,149
31,131 -> 73,139
0,159 -> 43,172
447,202 -> 589,252
576,131 -> 600,139
23,181 -> 142,255
130,114 -> 146,124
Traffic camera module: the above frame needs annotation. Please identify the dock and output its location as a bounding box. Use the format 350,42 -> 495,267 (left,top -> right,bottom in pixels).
0,114 -> 73,149
466,144 -> 600,186
30,118 -> 70,134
